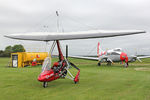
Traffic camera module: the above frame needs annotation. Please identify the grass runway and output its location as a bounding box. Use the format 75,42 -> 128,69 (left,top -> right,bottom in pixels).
0,57 -> 150,100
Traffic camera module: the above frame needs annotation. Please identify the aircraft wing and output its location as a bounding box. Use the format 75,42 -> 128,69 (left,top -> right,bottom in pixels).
138,55 -> 150,59
70,55 -> 113,63
137,56 -> 150,62
70,56 -> 99,61
4,30 -> 145,41
129,55 -> 150,62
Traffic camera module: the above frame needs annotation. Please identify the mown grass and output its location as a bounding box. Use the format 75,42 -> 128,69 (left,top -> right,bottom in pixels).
0,57 -> 150,100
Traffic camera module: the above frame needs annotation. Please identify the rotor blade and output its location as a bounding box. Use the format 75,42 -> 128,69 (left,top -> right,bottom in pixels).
70,55 -> 99,61
4,30 -> 145,41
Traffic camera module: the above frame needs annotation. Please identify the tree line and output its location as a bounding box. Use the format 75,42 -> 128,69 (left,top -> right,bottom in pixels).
0,44 -> 25,57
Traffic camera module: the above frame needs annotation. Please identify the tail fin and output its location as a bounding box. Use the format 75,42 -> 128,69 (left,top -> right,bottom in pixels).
97,42 -> 105,57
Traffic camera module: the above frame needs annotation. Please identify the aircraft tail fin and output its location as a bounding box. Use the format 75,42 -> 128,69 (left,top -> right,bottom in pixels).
97,42 -> 106,57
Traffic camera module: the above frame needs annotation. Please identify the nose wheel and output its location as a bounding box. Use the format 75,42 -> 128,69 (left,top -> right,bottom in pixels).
43,82 -> 48,88
124,63 -> 128,68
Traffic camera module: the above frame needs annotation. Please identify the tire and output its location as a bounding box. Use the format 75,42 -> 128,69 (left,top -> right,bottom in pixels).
124,63 -> 128,68
43,82 -> 48,88
98,62 -> 101,66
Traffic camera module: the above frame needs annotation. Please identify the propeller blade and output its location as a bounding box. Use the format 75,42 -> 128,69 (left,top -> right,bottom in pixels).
137,57 -> 142,62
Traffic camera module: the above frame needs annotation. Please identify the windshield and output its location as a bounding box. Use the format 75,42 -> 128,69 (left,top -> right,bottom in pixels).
42,57 -> 51,72
113,48 -> 122,51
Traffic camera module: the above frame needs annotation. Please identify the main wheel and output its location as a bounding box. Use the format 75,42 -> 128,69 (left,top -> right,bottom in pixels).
43,82 -> 48,88
97,62 -> 101,66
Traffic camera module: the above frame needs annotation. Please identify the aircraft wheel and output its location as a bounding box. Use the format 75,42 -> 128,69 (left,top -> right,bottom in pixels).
43,82 -> 48,88
124,63 -> 128,68
98,62 -> 101,66
124,64 -> 127,68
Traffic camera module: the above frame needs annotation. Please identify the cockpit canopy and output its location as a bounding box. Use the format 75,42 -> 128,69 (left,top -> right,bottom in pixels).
42,57 -> 51,72
113,48 -> 122,52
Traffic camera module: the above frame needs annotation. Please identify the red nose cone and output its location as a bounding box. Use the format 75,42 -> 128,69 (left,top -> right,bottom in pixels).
37,70 -> 50,82
120,52 -> 128,61
37,69 -> 58,82
38,74 -> 45,82
38,76 -> 42,81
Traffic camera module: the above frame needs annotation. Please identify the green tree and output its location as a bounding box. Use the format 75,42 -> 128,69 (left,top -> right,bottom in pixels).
12,44 -> 25,53
0,50 -> 4,57
4,46 -> 12,57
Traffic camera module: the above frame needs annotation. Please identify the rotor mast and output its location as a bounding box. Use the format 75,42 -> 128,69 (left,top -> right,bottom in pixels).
56,11 -> 60,32
56,11 -> 65,61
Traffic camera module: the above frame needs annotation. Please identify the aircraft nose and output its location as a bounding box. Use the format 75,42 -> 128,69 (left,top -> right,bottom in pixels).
120,52 -> 128,59
38,75 -> 45,82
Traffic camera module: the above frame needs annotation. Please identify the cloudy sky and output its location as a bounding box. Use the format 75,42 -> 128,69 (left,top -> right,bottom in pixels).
0,0 -> 150,56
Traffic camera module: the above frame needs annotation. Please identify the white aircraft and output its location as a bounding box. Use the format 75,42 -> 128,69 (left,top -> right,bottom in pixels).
4,11 -> 146,87
70,42 -> 150,68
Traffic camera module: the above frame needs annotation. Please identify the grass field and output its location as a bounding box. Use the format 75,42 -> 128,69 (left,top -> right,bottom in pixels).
0,57 -> 150,100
